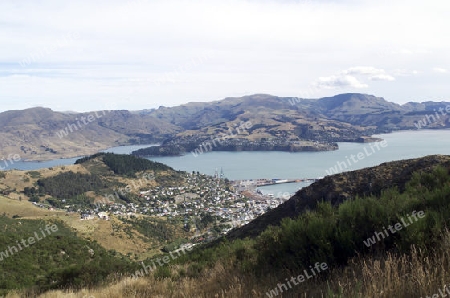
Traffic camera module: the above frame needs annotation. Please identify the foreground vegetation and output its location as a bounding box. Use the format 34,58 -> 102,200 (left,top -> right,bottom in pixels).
3,162 -> 450,297
0,216 -> 137,297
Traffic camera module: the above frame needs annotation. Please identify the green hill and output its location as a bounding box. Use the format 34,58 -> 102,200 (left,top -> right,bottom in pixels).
0,216 -> 136,296
3,155 -> 450,297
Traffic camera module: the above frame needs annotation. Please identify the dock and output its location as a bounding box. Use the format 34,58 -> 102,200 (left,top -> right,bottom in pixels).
232,178 -> 320,187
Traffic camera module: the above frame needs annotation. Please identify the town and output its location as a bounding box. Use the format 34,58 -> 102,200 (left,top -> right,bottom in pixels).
72,171 -> 300,238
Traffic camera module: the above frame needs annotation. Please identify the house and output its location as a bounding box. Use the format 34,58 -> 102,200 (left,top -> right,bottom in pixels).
98,212 -> 109,220
81,213 -> 94,220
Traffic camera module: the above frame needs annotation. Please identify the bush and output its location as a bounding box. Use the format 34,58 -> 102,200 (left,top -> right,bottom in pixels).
26,171 -> 41,178
154,266 -> 172,279
255,166 -> 450,273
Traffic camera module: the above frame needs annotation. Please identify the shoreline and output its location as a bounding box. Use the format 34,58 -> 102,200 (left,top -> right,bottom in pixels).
8,127 -> 450,163
5,138 -> 385,163
14,144 -> 160,163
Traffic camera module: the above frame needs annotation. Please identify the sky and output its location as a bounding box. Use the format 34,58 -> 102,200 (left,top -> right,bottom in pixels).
0,0 -> 449,112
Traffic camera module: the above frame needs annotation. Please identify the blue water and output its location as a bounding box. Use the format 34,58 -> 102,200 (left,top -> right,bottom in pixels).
147,129 -> 450,194
3,130 -> 450,194
147,130 -> 450,178
1,144 -> 157,171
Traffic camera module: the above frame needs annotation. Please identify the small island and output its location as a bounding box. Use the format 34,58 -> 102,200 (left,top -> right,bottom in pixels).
132,138 -> 339,157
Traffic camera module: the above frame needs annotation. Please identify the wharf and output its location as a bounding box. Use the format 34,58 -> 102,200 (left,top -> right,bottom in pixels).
232,178 -> 320,187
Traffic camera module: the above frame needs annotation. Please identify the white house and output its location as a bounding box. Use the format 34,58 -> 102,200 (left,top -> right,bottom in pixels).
98,212 -> 109,220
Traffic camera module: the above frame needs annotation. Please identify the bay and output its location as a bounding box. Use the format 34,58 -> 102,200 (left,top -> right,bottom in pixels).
1,144 -> 157,171
148,129 -> 450,194
3,130 -> 450,195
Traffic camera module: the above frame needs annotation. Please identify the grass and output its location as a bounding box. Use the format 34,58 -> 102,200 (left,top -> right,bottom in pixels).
0,157 -> 187,260
0,165 -> 88,199
3,161 -> 450,297
0,195 -> 63,218
5,238 -> 446,298
0,195 -> 164,260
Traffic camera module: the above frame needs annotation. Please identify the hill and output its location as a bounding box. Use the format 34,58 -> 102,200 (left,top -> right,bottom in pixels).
0,152 -> 244,286
5,154 -> 448,297
0,107 -> 180,161
226,154 -> 450,240
0,214 -> 137,296
0,153 -> 188,260
146,93 -> 450,134
1,93 -> 450,160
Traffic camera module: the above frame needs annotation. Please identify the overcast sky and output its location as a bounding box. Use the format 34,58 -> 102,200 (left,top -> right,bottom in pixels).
1,0 -> 449,112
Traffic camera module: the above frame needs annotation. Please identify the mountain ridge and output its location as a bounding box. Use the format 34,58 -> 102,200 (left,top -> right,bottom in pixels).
1,93 -> 449,161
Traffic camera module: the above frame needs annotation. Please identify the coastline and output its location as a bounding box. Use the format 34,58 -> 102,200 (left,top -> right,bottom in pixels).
7,138 -> 385,162
15,144 -> 160,163
10,128 -> 450,163
2,129 -> 450,176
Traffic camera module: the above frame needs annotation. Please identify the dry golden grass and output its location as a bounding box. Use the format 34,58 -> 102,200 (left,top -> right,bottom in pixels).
0,195 -> 64,219
322,246 -> 448,298
0,164 -> 89,195
89,217 -> 157,259
10,238 -> 449,298
0,163 -> 168,257
0,195 -> 154,260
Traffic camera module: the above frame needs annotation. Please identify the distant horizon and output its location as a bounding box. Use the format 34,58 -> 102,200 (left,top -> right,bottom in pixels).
2,92 -> 450,114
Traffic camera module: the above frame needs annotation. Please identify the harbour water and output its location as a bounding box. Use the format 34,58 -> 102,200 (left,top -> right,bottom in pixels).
3,129 -> 450,195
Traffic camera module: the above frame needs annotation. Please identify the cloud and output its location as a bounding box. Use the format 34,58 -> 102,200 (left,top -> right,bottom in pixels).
369,74 -> 395,81
342,66 -> 395,81
433,67 -> 448,73
0,0 -> 449,111
315,75 -> 368,89
342,66 -> 385,76
315,66 -> 394,89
